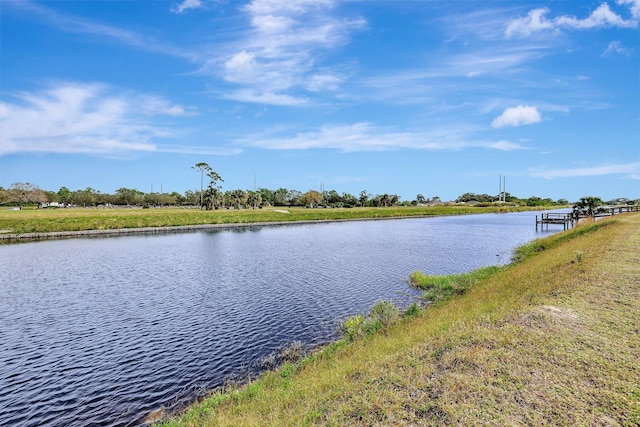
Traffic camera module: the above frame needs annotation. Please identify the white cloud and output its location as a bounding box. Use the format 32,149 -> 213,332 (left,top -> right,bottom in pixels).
223,51 -> 259,83
212,0 -> 364,104
171,0 -> 203,14
0,83 -> 197,156
530,162 -> 640,179
556,3 -> 636,29
602,41 -> 634,56
491,105 -> 542,128
506,3 -> 638,38
236,122 -> 527,152
487,140 -> 528,151
223,89 -> 307,106
243,0 -> 335,17
506,8 -> 556,38
307,73 -> 343,92
617,0 -> 640,19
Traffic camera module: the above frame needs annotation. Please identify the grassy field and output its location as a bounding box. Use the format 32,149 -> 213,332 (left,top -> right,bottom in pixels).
0,205 -> 543,235
157,213 -> 640,426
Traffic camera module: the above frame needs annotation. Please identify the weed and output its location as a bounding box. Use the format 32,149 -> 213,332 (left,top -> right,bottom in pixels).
340,314 -> 365,342
403,302 -> 421,318
277,341 -> 305,363
339,300 -> 400,341
368,300 -> 399,327
258,353 -> 277,370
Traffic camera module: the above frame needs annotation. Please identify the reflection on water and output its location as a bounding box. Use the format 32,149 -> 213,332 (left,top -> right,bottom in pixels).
0,211 -> 563,426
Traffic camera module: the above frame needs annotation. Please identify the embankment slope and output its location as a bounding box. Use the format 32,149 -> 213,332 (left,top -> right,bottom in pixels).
161,213 -> 640,426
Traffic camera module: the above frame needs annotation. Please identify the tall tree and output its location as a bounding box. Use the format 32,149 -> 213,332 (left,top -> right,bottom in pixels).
273,188 -> 290,206
301,190 -> 322,208
8,182 -> 46,208
246,190 -> 262,209
359,190 -> 370,207
204,188 -> 224,210
228,189 -> 247,209
115,188 -> 144,206
192,162 -> 213,209
57,187 -> 73,205
258,188 -> 273,207
207,170 -> 223,192
72,187 -> 99,207
342,192 -> 357,207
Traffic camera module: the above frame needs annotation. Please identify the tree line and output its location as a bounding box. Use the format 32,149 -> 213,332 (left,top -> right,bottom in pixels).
1,163 -> 633,210
0,182 -> 405,209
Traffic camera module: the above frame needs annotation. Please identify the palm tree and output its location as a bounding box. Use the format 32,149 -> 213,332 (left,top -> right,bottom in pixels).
573,196 -> 603,218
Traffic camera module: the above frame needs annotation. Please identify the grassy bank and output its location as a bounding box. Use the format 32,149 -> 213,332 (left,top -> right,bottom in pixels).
158,213 -> 640,426
0,205 -> 543,235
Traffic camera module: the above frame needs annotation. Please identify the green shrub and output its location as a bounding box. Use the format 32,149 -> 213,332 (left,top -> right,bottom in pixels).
403,302 -> 421,318
341,314 -> 365,341
369,300 -> 399,327
340,301 -> 401,342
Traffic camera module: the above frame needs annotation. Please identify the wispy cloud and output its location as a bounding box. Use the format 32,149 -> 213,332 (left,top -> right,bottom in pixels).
0,82 -> 205,156
530,162 -> 640,179
213,0 -> 366,104
236,122 -> 527,152
171,0 -> 203,14
506,2 -> 638,38
6,0 -> 200,61
223,89 -> 308,106
492,105 -> 542,128
602,41 -> 634,56
356,44 -> 548,108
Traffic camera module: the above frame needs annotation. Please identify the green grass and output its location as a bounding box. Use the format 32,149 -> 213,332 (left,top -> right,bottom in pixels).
0,205 -> 545,235
409,266 -> 502,303
156,213 -> 640,426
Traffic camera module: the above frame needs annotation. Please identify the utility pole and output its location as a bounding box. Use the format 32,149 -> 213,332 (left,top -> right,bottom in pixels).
503,176 -> 506,202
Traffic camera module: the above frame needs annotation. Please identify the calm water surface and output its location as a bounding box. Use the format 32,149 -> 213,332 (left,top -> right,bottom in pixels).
0,211 -> 564,426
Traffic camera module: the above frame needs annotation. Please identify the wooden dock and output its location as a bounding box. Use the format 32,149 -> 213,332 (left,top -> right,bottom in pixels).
536,213 -> 575,230
536,205 -> 639,230
574,204 -> 640,219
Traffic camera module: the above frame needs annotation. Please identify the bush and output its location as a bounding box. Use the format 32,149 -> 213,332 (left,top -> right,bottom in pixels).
369,300 -> 399,327
340,301 -> 401,342
341,314 -> 365,341
403,302 -> 421,318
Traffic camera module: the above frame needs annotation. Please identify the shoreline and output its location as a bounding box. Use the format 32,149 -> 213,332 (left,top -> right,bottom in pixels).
0,205 -> 562,243
0,207 -> 562,244
0,215 -> 424,242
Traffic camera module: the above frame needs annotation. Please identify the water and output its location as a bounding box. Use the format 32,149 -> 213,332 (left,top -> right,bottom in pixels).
0,211 -> 564,426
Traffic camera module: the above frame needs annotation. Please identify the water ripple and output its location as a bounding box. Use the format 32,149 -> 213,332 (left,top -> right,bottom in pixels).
0,212 -> 564,426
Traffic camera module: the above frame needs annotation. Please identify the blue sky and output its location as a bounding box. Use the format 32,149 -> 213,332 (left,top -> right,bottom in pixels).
1,0 -> 639,202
